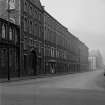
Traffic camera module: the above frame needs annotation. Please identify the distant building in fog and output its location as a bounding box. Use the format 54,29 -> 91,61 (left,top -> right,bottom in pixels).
89,50 -> 104,71
88,56 -> 96,71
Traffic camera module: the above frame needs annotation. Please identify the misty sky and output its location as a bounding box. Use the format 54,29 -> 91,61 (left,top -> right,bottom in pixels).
40,0 -> 105,60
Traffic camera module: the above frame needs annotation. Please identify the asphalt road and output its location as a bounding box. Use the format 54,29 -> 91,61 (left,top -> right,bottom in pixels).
0,70 -> 105,105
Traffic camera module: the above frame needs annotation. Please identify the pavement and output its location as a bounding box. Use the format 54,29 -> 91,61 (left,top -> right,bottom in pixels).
0,69 -> 105,105
0,72 -> 74,83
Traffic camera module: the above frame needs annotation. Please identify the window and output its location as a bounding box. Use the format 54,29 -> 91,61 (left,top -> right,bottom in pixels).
31,21 -> 33,34
56,49 -> 58,57
51,47 -> 53,57
49,47 -> 51,56
34,9 -> 37,18
24,16 -> 27,32
29,5 -> 32,15
39,26 -> 42,38
9,27 -> 12,40
29,20 -> 32,34
2,24 -> 6,39
29,20 -> 31,34
15,29 -> 18,43
51,47 -> 55,57
45,45 -> 48,56
36,10 -> 38,19
24,0 -> 27,12
39,13 -> 41,21
44,27 -> 47,40
24,38 -> 27,50
12,28 -> 15,40
39,43 -> 41,54
34,22 -> 37,36
0,49 -> 7,67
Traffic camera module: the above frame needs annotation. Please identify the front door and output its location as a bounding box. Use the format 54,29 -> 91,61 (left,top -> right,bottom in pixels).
26,50 -> 37,76
50,63 -> 55,74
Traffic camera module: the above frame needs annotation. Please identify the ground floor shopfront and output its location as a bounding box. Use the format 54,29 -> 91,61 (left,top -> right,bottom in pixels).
44,57 -> 80,75
0,46 -> 87,79
0,44 -> 19,79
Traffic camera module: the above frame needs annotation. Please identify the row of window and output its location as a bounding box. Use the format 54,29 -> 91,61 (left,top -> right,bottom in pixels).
0,23 -> 18,43
24,16 -> 43,38
45,26 -> 72,50
24,0 -> 42,21
24,39 -> 43,54
45,45 -> 67,59
45,45 -> 79,61
44,14 -> 82,57
23,38 -> 79,61
44,26 -> 56,43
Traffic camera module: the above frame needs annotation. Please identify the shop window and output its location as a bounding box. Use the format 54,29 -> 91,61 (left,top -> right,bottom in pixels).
0,49 -> 7,67
0,50 -> 4,67
15,49 -> 18,72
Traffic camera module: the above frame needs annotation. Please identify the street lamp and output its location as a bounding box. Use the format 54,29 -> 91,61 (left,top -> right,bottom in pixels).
7,0 -> 10,80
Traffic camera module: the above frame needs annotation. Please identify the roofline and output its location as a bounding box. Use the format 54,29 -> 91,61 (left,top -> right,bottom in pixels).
44,10 -> 68,30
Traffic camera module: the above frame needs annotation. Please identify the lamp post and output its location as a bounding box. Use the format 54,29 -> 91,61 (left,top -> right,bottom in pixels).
7,0 -> 10,80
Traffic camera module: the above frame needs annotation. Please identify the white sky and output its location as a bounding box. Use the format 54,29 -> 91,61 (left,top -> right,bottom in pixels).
40,0 -> 105,61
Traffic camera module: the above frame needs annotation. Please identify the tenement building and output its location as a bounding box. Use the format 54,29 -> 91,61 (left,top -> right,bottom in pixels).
0,18 -> 19,79
44,11 -> 82,74
20,0 -> 44,76
79,41 -> 89,72
0,0 -> 89,79
0,0 -> 44,77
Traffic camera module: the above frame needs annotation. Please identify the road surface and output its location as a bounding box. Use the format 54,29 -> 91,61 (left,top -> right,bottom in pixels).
0,70 -> 105,105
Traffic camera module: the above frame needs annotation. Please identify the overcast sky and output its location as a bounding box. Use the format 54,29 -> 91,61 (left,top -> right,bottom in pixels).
40,0 -> 105,61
